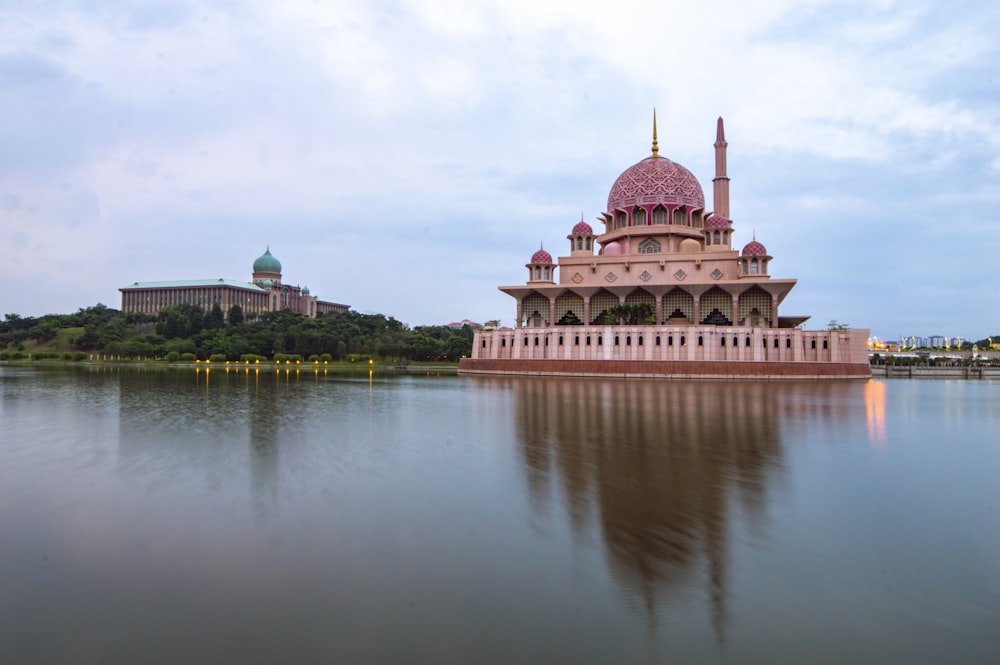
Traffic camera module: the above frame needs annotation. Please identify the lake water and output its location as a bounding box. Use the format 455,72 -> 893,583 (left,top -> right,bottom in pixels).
1,365 -> 998,664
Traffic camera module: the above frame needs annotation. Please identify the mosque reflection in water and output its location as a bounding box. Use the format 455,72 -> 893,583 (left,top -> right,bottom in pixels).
497,377 -> 863,636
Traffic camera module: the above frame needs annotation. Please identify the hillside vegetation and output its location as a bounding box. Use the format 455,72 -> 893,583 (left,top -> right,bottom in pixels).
1,304 -> 474,363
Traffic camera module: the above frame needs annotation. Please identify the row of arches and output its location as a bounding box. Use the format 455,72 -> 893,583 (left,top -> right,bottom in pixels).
518,286 -> 776,328
608,204 -> 702,229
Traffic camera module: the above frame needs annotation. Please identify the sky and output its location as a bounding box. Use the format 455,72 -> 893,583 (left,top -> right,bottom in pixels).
1,0 -> 997,341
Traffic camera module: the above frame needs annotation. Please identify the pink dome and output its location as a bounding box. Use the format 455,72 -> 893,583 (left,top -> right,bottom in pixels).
742,240 -> 767,257
607,156 -> 705,212
572,220 -> 593,235
601,241 -> 625,256
530,248 -> 553,264
705,214 -> 731,229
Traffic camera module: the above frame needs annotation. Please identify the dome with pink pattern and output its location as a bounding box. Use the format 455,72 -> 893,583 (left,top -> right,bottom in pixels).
530,248 -> 553,264
607,156 -> 705,212
571,220 -> 593,235
742,240 -> 768,257
705,214 -> 731,229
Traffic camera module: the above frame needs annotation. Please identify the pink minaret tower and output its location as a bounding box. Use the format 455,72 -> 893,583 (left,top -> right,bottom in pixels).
713,117 -> 730,219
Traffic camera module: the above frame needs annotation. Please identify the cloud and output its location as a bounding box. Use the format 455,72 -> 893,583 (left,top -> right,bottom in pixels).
0,0 -> 997,338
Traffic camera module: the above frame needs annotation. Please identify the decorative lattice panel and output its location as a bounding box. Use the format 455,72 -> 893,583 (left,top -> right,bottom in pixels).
554,293 -> 585,325
662,288 -> 694,323
624,289 -> 655,308
700,287 -> 732,325
523,294 -> 549,327
738,286 -> 772,325
589,290 -> 618,324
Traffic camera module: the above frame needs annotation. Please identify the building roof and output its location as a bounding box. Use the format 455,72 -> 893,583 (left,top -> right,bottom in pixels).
742,240 -> 768,257
121,278 -> 266,292
530,248 -> 553,264
607,155 -> 705,212
571,219 -> 593,235
252,247 -> 282,273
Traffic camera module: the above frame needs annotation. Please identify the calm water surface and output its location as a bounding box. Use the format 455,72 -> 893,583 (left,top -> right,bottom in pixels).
1,366 -> 998,664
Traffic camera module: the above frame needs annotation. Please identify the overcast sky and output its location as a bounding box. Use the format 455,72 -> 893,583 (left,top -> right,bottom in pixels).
2,0 -> 997,340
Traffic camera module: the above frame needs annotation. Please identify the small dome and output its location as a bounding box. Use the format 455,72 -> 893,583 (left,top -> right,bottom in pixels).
572,220 -> 593,235
530,248 -> 553,264
253,247 -> 281,273
302,285 -> 310,295
742,240 -> 768,257
601,241 -> 625,256
261,279 -> 274,287
705,214 -> 731,229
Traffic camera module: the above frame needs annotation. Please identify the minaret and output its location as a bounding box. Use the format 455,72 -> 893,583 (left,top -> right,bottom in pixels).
713,117 -> 730,219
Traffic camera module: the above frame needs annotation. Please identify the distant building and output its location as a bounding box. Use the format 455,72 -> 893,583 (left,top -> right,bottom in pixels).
120,248 -> 348,319
445,319 -> 482,331
460,115 -> 870,379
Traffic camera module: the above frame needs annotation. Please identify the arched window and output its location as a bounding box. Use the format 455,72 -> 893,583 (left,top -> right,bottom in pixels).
534,266 -> 541,279
543,267 -> 550,280
750,260 -> 759,275
576,238 -> 582,250
714,230 -> 721,244
653,206 -> 668,225
638,238 -> 661,254
585,238 -> 592,250
616,211 -> 627,229
633,208 -> 647,226
673,208 -> 686,225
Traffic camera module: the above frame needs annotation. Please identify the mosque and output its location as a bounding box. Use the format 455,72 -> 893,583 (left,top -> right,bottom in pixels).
459,115 -> 870,378
120,247 -> 349,319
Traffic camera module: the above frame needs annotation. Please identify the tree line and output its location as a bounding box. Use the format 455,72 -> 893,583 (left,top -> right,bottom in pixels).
1,303 -> 475,362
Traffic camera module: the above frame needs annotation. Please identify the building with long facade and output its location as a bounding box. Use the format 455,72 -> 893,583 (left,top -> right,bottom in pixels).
120,248 -> 348,319
459,116 -> 870,379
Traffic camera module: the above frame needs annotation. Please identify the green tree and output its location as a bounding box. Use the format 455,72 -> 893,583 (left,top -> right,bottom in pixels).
204,304 -> 225,330
445,335 -> 471,361
227,304 -> 244,327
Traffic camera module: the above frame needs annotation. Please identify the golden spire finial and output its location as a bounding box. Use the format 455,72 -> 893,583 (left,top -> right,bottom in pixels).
651,108 -> 659,157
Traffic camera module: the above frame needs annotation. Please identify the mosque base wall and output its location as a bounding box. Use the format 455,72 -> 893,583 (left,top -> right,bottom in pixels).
458,358 -> 871,379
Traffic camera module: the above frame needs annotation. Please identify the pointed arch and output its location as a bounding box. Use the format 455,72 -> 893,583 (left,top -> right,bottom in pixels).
555,292 -> 584,325
662,288 -> 694,324
738,286 -> 772,326
589,289 -> 618,325
523,293 -> 549,327
638,238 -> 661,254
623,288 -> 656,324
699,287 -> 733,325
652,205 -> 668,225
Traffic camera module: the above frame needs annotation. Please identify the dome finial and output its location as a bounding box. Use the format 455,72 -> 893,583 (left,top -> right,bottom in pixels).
651,108 -> 659,157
